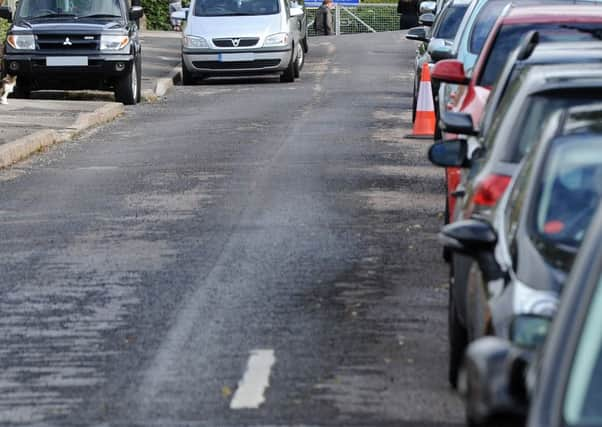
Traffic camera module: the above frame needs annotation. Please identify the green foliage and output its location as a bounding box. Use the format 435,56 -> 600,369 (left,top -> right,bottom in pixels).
141,0 -> 172,30
0,18 -> 9,43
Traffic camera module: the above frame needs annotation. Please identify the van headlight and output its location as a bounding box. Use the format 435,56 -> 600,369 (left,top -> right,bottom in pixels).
7,34 -> 35,50
264,32 -> 289,47
100,35 -> 129,50
183,35 -> 209,49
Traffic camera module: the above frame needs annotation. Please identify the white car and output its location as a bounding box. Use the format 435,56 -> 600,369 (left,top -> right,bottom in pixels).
172,0 -> 306,83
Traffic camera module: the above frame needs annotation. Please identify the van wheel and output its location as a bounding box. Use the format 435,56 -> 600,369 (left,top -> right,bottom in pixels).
115,58 -> 140,105
182,59 -> 195,85
280,51 -> 295,83
302,35 -> 308,53
293,45 -> 304,78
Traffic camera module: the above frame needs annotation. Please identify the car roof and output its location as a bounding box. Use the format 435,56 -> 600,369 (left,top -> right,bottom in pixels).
504,4 -> 602,24
519,63 -> 602,93
526,42 -> 602,62
449,0 -> 472,6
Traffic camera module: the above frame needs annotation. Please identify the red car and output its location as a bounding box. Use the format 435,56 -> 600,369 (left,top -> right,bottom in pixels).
432,4 -> 602,224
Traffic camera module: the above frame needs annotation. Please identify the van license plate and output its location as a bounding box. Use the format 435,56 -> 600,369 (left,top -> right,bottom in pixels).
46,57 -> 89,66
218,53 -> 255,62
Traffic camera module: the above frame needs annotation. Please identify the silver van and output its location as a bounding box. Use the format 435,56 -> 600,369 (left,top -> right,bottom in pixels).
171,0 -> 307,83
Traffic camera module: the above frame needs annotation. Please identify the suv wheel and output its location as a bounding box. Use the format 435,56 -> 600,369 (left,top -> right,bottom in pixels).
13,79 -> 31,99
293,45 -> 304,78
280,50 -> 295,83
115,57 -> 140,105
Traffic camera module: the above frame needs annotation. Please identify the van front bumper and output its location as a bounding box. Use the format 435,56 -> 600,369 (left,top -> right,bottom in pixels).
182,49 -> 292,75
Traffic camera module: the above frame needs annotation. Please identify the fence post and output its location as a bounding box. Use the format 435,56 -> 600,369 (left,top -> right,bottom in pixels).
335,4 -> 340,35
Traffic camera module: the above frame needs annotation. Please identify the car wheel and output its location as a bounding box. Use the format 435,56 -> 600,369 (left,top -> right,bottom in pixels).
412,73 -> 418,123
443,197 -> 452,262
182,58 -> 195,86
293,44 -> 304,78
280,51 -> 295,83
302,35 -> 308,53
449,272 -> 468,389
114,59 -> 138,105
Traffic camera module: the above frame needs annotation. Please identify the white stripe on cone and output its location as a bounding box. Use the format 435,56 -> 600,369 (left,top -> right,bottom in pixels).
416,81 -> 434,112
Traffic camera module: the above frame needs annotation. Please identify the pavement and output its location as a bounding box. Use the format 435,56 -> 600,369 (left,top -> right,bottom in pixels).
0,32 -> 463,426
0,30 -> 182,168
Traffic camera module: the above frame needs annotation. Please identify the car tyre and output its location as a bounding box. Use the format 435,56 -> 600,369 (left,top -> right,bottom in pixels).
412,73 -> 418,123
280,50 -> 295,83
449,274 -> 468,389
293,44 -> 304,78
115,57 -> 140,105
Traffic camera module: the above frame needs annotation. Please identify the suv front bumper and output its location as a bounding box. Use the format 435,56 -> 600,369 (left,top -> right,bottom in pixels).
3,53 -> 135,81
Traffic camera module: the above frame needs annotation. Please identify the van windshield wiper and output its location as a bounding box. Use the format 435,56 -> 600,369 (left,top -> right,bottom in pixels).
78,13 -> 122,18
29,12 -> 77,19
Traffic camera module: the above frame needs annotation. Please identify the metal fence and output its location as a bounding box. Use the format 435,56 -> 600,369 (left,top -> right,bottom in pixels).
306,4 -> 398,36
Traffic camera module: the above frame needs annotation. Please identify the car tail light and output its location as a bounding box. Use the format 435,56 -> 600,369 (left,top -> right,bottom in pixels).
473,174 -> 512,207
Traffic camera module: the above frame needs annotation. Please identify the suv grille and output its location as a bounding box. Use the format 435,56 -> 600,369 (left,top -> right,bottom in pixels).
37,34 -> 100,51
212,38 -> 259,48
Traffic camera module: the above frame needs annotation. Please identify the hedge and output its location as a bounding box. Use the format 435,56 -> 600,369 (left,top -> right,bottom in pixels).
0,18 -> 8,43
142,0 -> 190,30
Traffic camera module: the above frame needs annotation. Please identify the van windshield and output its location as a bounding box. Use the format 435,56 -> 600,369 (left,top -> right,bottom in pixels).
17,0 -> 122,19
194,0 -> 279,16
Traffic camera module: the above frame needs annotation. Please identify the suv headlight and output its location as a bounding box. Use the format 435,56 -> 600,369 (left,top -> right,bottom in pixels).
183,35 -> 209,49
264,32 -> 289,47
7,34 -> 35,50
510,314 -> 552,349
100,35 -> 129,51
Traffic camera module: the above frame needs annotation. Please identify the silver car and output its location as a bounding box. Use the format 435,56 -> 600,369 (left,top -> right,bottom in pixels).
172,0 -> 306,83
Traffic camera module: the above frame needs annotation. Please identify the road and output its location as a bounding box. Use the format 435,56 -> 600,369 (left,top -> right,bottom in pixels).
0,32 -> 463,426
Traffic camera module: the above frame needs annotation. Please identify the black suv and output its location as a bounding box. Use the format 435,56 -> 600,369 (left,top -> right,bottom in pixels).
0,0 -> 143,104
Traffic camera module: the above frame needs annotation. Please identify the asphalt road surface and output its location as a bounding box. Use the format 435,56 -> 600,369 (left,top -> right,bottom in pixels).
0,32 -> 463,426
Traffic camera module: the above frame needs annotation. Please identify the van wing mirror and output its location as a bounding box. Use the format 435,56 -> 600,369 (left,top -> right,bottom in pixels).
171,9 -> 188,20
290,6 -> 304,17
129,5 -> 143,21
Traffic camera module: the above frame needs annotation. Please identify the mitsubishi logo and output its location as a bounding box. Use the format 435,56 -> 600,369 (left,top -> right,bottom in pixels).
63,37 -> 73,46
231,38 -> 240,47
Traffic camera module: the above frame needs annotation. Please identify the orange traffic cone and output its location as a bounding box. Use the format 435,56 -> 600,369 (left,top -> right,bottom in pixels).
409,62 -> 436,138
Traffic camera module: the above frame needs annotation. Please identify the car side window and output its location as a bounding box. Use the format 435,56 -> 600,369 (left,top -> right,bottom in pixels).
504,153 -> 535,263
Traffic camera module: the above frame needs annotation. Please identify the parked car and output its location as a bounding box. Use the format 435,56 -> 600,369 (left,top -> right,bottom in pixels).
406,0 -> 470,121
460,199 -> 602,427
171,0 -> 306,84
432,5 -> 602,224
0,0 -> 143,104
430,63 -> 602,387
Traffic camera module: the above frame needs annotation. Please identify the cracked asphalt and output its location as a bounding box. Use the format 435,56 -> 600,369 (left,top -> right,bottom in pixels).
0,32 -> 463,426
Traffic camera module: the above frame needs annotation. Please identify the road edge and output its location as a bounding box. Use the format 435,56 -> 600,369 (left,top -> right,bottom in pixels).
0,103 -> 124,169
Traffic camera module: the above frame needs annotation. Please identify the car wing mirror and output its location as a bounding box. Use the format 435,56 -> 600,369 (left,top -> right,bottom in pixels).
419,0 -> 436,14
419,12 -> 435,26
439,219 -> 503,282
430,45 -> 453,62
462,337 -> 530,424
0,6 -> 13,21
432,59 -> 469,83
440,110 -> 478,136
171,8 -> 188,20
129,5 -> 143,21
428,138 -> 471,168
406,26 -> 429,43
290,6 -> 304,17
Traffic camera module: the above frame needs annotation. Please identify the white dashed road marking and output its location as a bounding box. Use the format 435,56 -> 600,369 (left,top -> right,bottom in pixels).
230,349 -> 276,410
